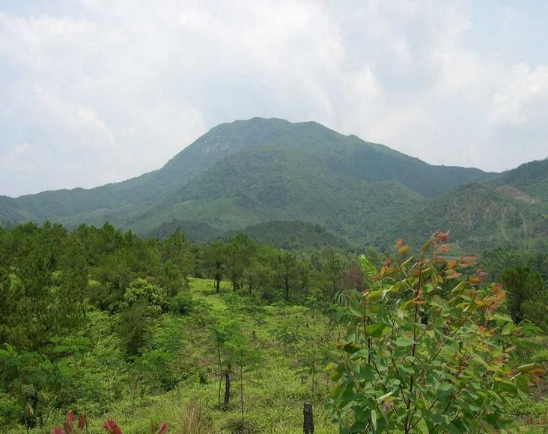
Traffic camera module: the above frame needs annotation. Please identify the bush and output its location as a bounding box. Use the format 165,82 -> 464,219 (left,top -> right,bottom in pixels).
328,233 -> 541,433
168,292 -> 195,315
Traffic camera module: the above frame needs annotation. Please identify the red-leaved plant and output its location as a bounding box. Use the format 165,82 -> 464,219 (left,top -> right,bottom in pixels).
53,412 -> 167,433
53,411 -> 85,434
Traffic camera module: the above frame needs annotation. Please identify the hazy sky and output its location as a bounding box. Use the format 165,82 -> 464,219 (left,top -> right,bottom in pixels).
1,0 -> 547,196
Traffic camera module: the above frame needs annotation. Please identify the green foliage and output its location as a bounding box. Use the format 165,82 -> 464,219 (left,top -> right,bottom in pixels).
381,182 -> 548,253
481,246 -> 548,282
329,234 -> 539,433
124,278 -> 168,312
1,221 -> 547,432
501,267 -> 546,327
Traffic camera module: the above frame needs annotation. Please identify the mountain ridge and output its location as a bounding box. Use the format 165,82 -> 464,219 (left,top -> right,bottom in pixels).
2,117 -> 546,251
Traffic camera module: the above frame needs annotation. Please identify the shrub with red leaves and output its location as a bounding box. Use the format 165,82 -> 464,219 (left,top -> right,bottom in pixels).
54,414 -> 167,433
103,418 -> 123,434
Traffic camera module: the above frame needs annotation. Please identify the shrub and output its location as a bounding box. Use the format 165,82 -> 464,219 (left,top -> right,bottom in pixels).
168,292 -> 195,315
328,233 -> 542,433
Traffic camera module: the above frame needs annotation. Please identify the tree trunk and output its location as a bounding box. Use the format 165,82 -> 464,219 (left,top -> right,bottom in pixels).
217,346 -> 222,407
215,262 -> 221,293
285,275 -> 290,301
240,361 -> 244,422
303,402 -> 314,434
223,369 -> 231,409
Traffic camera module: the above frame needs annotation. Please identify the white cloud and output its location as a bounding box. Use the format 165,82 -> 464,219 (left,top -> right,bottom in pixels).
489,64 -> 548,126
0,0 -> 547,196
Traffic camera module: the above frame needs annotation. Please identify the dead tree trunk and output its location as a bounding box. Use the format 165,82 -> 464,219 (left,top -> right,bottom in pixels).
303,402 -> 314,434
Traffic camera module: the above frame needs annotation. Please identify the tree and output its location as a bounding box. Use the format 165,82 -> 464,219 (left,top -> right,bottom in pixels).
322,249 -> 345,298
225,234 -> 256,292
501,266 -> 544,324
203,242 -> 228,293
329,233 -> 539,433
277,251 -> 297,301
210,320 -> 244,409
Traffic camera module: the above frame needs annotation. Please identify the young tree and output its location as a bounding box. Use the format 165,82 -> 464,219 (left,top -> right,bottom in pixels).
277,251 -> 297,301
203,242 -> 228,293
210,320 -> 244,409
329,233 -> 540,433
225,234 -> 256,292
322,249 -> 345,298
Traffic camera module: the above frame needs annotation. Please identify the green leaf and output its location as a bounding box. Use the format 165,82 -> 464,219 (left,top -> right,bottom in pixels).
421,410 -> 446,424
349,296 -> 363,317
493,313 -> 513,323
490,345 -> 503,358
450,280 -> 467,294
394,336 -> 414,347
516,363 -> 537,373
358,365 -> 375,382
365,323 -> 386,337
366,290 -> 382,303
501,322 -> 514,335
514,374 -> 529,394
376,391 -> 394,403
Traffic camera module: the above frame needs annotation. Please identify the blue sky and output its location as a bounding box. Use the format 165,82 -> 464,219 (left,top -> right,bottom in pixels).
1,0 -> 547,196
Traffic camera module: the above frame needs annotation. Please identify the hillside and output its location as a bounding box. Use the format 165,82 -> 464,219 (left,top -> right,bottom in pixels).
492,159 -> 548,214
0,118 -> 492,244
149,219 -> 348,250
380,182 -> 548,253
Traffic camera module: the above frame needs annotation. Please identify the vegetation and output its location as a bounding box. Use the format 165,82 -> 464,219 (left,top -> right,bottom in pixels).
381,183 -> 548,254
0,221 -> 547,433
330,234 -> 541,432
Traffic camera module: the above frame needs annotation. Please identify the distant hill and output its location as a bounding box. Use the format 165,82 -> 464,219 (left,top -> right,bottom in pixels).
149,219 -> 348,250
9,117 -> 548,251
148,219 -> 224,243
380,182 -> 548,253
225,220 -> 349,250
492,159 -> 548,215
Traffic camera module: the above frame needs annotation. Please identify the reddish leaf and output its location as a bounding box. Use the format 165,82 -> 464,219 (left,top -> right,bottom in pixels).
103,419 -> 123,434
63,422 -> 74,434
437,230 -> 450,244
78,414 -> 87,430
470,275 -> 483,286
53,427 -> 65,434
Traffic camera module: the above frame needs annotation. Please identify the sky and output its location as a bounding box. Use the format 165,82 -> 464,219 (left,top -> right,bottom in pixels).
1,0 -> 547,197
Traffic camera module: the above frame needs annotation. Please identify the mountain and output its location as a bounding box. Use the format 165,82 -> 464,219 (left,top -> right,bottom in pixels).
381,167 -> 548,253
0,117 -> 512,246
122,119 -> 492,243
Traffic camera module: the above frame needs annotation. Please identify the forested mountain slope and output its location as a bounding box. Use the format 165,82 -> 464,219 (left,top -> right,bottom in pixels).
381,182 -> 548,253
492,159 -> 548,214
1,117 -> 527,245
149,219 -> 349,250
